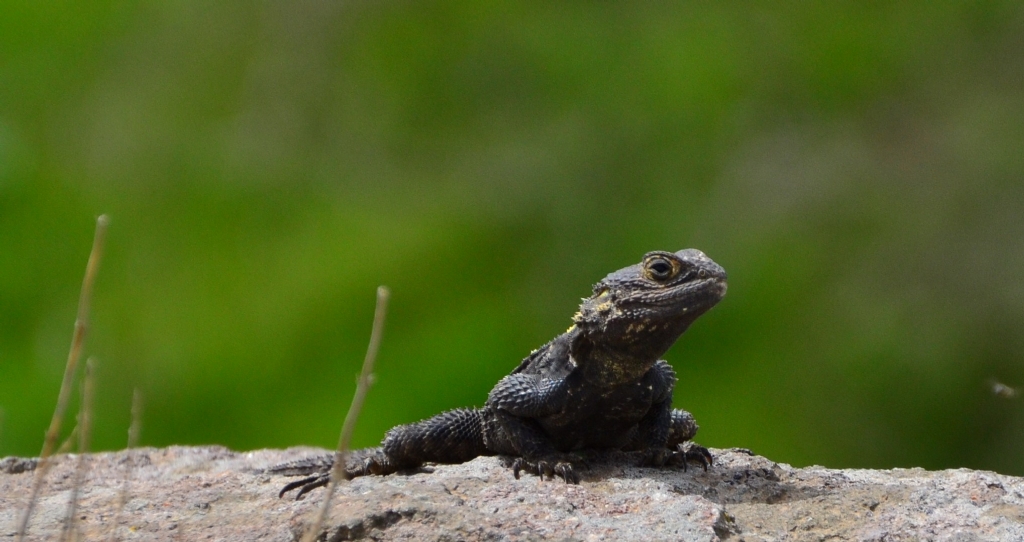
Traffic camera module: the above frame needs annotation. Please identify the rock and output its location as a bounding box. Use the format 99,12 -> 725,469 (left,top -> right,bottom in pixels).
1,446 -> 1022,541
0,457 -> 37,475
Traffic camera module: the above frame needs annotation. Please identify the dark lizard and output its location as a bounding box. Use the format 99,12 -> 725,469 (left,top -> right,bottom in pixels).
272,249 -> 727,498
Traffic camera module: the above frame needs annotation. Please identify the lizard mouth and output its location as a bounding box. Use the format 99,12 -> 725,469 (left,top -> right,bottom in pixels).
617,274 -> 726,315
665,273 -> 727,314
706,275 -> 727,297
681,275 -> 727,311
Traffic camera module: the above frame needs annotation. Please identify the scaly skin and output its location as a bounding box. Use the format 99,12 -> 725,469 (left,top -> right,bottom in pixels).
273,249 -> 726,498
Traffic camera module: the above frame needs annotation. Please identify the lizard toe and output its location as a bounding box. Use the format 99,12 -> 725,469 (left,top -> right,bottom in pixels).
511,457 -> 531,480
279,474 -> 330,500
670,443 -> 713,472
294,475 -> 330,500
553,462 -> 579,484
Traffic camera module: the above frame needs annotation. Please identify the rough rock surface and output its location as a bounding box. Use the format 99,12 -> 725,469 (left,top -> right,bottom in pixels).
2,446 -> 1023,541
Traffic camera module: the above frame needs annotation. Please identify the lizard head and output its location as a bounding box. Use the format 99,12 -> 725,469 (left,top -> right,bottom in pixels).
573,249 -> 727,363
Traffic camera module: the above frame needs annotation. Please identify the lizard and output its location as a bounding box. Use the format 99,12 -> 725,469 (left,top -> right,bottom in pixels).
272,248 -> 727,498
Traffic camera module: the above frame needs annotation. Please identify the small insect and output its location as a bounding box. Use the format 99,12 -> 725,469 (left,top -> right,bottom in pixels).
989,380 -> 1018,399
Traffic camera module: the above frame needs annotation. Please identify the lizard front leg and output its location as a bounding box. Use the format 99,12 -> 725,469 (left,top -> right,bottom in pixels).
665,407 -> 712,471
487,410 -> 581,483
631,360 -> 712,471
484,374 -> 580,483
628,403 -> 711,471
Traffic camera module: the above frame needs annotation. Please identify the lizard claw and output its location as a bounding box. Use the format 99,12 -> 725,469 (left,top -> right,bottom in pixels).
512,457 -> 528,480
669,443 -> 713,472
510,456 -> 580,484
551,462 -> 579,484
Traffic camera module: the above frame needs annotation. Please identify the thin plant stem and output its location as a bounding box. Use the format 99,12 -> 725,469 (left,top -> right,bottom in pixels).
107,388 -> 143,542
56,426 -> 80,455
300,286 -> 390,542
17,214 -> 109,542
127,388 -> 143,449
61,357 -> 97,542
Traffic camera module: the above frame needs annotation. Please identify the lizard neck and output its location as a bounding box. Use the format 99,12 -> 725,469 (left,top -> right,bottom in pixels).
569,329 -> 659,387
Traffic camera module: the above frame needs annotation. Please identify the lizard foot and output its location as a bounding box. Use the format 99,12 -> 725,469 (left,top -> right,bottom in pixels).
279,474 -> 330,499
668,442 -> 713,472
276,450 -> 390,499
511,455 -> 581,484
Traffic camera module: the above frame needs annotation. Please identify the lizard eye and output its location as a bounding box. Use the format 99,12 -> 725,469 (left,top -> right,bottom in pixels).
645,257 -> 675,281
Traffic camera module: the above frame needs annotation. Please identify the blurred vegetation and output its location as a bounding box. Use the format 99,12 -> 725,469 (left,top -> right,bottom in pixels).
1,1 -> 1023,475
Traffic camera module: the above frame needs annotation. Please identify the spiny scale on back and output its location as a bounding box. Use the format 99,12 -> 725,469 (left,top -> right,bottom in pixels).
271,249 -> 726,498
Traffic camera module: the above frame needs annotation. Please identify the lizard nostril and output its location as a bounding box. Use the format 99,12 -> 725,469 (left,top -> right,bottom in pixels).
698,269 -> 707,279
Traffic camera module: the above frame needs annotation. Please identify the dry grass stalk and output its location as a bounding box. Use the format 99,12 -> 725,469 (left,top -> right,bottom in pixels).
300,286 -> 390,542
61,357 -> 97,542
17,214 -> 109,542
127,388 -> 143,449
56,426 -> 80,455
107,388 -> 143,542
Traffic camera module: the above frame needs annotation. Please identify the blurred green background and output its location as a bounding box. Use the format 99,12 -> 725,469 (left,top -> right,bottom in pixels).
1,1 -> 1023,475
